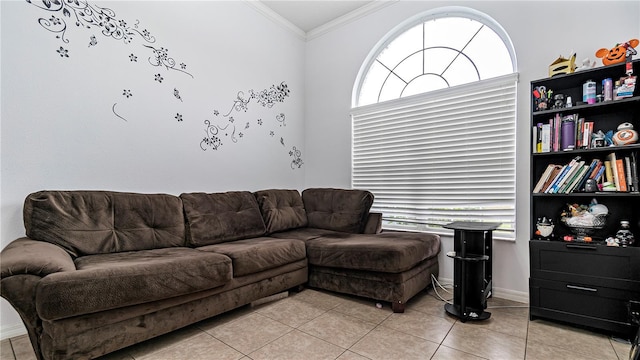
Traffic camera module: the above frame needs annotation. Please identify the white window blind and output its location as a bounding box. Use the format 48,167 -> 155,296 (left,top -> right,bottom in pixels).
351,73 -> 518,240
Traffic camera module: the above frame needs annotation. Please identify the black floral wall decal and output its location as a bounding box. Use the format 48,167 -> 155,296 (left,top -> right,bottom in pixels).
27,0 -> 156,44
199,81 -> 302,169
123,89 -> 132,98
143,45 -> 194,78
26,0 -> 193,90
25,0 -> 196,124
175,113 -> 183,122
251,82 -> 290,108
289,146 -> 303,169
174,88 -> 183,102
56,46 -> 69,57
223,82 -> 290,117
276,113 -> 286,127
201,121 -> 239,151
112,103 -> 127,122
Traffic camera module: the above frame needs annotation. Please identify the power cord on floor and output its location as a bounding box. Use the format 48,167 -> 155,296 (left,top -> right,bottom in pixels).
430,274 -> 453,304
430,275 -> 528,309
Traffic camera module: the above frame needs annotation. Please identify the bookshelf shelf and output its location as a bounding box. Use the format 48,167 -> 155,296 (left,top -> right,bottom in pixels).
532,192 -> 640,197
532,143 -> 640,157
532,95 -> 640,117
529,59 -> 640,337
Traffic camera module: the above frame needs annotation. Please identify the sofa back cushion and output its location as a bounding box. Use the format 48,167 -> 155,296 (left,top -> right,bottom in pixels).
302,188 -> 374,233
180,191 -> 266,246
254,189 -> 308,234
23,191 -> 186,257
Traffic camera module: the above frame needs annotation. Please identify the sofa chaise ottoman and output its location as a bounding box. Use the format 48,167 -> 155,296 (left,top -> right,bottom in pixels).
265,188 -> 441,312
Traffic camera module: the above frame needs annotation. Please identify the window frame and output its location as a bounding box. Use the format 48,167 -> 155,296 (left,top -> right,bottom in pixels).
352,6 -> 518,108
351,6 -> 518,240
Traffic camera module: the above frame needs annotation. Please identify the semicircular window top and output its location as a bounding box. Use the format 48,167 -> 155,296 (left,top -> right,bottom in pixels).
351,7 -> 518,241
356,10 -> 516,106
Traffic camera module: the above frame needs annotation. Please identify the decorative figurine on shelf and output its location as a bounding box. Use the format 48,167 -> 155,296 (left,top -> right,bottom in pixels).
535,217 -> 555,240
552,94 -> 566,109
606,237 -> 620,247
549,53 -> 576,77
615,220 -> 635,247
613,122 -> 639,145
575,57 -> 597,72
592,131 -> 606,148
584,178 -> 599,192
595,39 -> 639,66
604,130 -> 615,146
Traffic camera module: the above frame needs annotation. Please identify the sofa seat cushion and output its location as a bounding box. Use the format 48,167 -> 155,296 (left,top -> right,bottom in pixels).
36,247 -> 232,321
306,232 -> 441,273
268,228 -> 345,242
302,188 -> 374,233
181,192 -> 266,246
197,237 -> 306,277
23,191 -> 186,257
254,189 -> 308,234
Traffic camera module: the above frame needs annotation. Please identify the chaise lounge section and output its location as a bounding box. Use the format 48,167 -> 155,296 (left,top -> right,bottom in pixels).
1,188 -> 440,360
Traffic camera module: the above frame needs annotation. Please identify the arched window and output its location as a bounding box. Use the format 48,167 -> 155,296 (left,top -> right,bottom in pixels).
351,7 -> 518,240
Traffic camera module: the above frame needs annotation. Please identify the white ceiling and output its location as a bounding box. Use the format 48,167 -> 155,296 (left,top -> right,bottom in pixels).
259,1 -> 375,33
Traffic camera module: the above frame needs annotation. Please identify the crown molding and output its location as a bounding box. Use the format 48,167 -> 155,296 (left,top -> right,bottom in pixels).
244,0 -> 398,42
243,0 -> 308,41
306,1 -> 398,40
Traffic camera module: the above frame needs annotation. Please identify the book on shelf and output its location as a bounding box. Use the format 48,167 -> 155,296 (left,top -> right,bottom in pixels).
573,159 -> 600,192
553,113 -> 561,152
533,151 -> 639,194
631,152 -> 639,192
534,165 -> 563,193
625,156 -> 634,192
552,160 -> 585,193
533,164 -> 556,193
578,120 -> 594,149
541,123 -> 551,153
607,153 -> 623,191
604,160 -> 614,184
532,112 -> 596,153
563,164 -> 589,193
544,156 -> 580,193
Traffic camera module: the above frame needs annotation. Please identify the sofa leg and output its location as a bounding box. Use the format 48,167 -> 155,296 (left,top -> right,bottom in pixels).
392,301 -> 405,313
289,284 -> 305,293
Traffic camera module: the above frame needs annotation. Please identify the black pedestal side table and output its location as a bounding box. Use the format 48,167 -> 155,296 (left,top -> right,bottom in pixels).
443,221 -> 500,322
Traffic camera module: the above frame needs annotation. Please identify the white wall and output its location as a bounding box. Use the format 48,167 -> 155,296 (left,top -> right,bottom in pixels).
1,0 -> 305,337
304,1 -> 640,300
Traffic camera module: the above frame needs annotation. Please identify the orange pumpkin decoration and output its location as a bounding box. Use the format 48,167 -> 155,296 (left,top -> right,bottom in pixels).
595,39 -> 639,66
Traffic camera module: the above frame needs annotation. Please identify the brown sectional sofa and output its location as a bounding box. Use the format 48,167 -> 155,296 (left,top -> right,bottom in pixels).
1,188 -> 440,360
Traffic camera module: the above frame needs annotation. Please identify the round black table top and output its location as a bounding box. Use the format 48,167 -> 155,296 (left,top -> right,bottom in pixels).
443,221 -> 501,232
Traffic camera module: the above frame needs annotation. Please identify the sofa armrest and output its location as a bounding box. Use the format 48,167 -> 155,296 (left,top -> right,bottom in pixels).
363,212 -> 383,234
1,238 -> 76,279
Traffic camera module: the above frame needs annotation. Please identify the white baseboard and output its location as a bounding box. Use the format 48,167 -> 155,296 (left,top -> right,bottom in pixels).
1,323 -> 26,341
436,277 -> 529,304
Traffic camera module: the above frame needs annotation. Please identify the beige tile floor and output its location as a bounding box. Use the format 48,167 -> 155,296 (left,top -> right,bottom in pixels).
0,287 -> 633,360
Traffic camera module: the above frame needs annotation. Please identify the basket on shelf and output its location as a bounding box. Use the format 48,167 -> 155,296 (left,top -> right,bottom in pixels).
561,214 -> 608,240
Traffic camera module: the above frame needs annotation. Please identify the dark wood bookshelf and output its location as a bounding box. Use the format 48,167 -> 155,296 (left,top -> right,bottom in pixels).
529,59 -> 640,338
